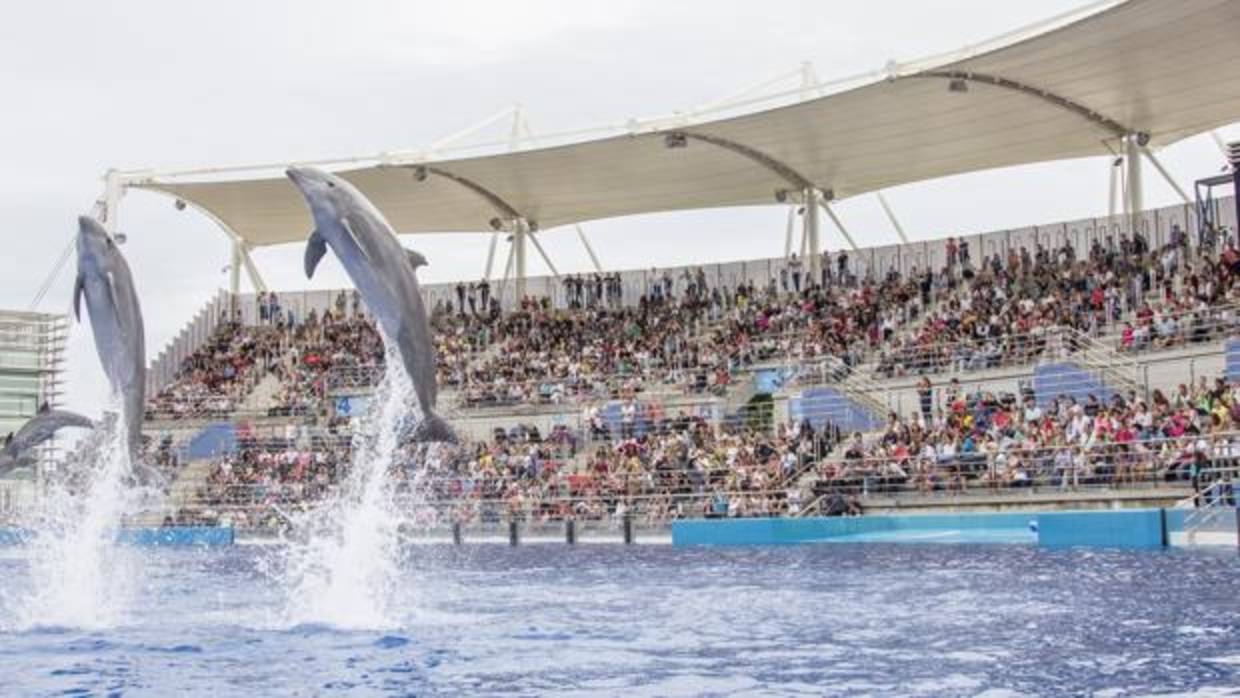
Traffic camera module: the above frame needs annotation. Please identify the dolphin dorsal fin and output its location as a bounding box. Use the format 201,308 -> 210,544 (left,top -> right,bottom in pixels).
405,249 -> 428,270
73,273 -> 86,322
305,230 -> 328,279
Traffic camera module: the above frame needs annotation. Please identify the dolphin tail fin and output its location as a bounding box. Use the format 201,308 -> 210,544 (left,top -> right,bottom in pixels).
73,273 -> 86,321
413,412 -> 458,444
130,460 -> 167,490
305,230 -> 328,279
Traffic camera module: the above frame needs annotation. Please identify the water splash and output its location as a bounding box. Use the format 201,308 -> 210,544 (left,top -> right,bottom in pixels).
279,342 -> 424,630
9,404 -> 147,630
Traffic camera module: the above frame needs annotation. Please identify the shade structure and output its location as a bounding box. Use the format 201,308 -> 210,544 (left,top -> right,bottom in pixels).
132,0 -> 1240,248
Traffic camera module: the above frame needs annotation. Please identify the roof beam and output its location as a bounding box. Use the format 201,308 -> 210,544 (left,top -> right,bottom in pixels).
663,131 -> 828,196
916,70 -> 1135,139
402,165 -> 528,229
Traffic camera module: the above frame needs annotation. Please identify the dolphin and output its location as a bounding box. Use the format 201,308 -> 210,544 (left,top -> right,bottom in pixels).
0,404 -> 94,477
74,215 -> 154,479
286,166 -> 456,443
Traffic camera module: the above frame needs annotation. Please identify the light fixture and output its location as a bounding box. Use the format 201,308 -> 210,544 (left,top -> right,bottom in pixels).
489,217 -> 504,231
174,199 -> 187,211
412,166 -> 429,182
664,132 -> 688,149
1136,132 -> 1151,147
775,189 -> 790,204
948,78 -> 969,93
113,233 -> 127,244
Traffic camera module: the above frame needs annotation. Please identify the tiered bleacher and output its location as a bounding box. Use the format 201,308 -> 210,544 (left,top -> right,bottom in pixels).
143,211 -> 1240,528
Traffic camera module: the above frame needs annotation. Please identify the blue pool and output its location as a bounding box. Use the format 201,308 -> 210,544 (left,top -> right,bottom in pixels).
1,544 -> 1239,696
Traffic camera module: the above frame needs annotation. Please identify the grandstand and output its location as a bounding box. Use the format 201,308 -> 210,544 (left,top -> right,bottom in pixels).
85,0 -> 1240,534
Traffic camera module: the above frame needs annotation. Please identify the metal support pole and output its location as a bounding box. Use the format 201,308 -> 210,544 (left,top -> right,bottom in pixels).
1140,147 -> 1191,204
508,519 -> 520,546
229,239 -> 243,295
820,200 -> 859,252
783,206 -> 795,258
565,519 -> 576,545
1108,159 -> 1119,221
1126,134 -> 1144,231
483,233 -> 499,280
513,219 -> 529,300
575,225 -> 604,272
804,188 -> 821,279
101,169 -> 124,233
234,239 -> 267,293
527,231 -> 560,278
875,191 -> 909,244
498,239 -> 515,302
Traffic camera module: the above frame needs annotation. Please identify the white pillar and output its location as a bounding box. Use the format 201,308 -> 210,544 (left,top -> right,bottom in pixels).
102,169 -> 124,233
804,188 -> 821,279
513,218 -> 529,300
483,233 -> 499,280
229,239 -> 243,295
1126,134 -> 1144,231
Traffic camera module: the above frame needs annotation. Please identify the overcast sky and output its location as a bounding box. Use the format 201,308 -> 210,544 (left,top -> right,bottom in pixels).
2,0 -> 1236,414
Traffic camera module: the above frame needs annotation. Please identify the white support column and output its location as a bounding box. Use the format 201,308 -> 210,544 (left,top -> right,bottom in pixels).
513,218 -> 529,300
483,233 -> 499,280
574,225 -> 603,272
102,169 -> 125,233
1108,158 -> 1119,221
238,241 -> 268,293
803,189 -> 821,279
820,200 -> 859,252
783,206 -> 796,258
1126,134 -> 1144,230
498,237 -> 516,302
875,191 -> 909,244
229,240 -> 243,295
1140,147 -> 1190,204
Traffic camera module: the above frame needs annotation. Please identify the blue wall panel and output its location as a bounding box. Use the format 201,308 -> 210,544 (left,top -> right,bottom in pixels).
116,527 -> 235,547
1035,509 -> 1165,549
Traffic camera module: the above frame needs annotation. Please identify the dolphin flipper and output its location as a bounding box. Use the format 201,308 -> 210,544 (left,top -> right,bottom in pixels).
305,230 -> 328,279
73,273 -> 86,321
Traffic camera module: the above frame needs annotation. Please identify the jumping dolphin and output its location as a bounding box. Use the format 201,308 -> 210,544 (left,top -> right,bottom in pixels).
286,166 -> 456,443
0,404 -> 94,477
74,215 -> 155,480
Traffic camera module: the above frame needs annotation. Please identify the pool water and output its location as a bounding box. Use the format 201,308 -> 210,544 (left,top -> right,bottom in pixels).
1,543 -> 1238,696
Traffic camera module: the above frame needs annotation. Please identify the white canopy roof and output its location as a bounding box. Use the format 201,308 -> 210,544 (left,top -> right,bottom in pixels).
129,0 -> 1240,248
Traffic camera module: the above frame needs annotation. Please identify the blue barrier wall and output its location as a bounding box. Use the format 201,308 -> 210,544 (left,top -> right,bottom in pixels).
186,423 -> 237,460
116,527 -> 235,546
0,527 -> 234,547
1033,362 -> 1115,407
788,387 -> 881,432
673,512 -> 1036,546
1035,509 -> 1166,549
1226,338 -> 1240,382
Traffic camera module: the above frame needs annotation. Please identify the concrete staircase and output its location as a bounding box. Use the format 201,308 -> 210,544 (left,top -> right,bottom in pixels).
240,373 -> 283,413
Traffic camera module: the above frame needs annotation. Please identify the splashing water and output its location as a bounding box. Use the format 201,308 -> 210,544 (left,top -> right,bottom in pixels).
9,404 -> 147,630
279,342 -> 425,630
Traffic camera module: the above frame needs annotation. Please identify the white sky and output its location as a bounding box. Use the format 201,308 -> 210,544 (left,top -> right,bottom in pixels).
1,0 -> 1236,414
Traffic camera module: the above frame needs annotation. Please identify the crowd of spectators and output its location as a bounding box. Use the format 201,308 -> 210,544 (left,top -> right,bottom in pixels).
147,225 -> 1240,426
146,321 -> 286,420
812,373 -> 1240,498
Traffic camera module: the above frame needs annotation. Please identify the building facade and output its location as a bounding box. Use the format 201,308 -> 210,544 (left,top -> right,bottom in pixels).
0,309 -> 67,465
